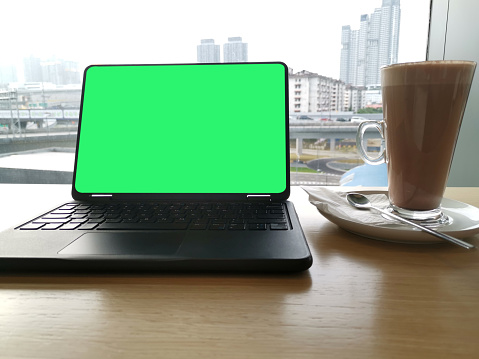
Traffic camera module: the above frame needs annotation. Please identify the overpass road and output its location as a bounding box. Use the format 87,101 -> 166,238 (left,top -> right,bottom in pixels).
290,171 -> 341,186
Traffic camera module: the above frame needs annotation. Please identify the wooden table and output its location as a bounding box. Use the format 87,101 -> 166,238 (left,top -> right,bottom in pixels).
1,185 -> 478,358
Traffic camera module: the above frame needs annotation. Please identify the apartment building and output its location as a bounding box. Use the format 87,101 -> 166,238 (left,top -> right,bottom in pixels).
289,70 -> 365,113
197,39 -> 220,63
223,37 -> 248,63
343,84 -> 365,112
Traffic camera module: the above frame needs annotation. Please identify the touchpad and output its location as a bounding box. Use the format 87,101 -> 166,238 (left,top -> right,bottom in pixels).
59,232 -> 184,256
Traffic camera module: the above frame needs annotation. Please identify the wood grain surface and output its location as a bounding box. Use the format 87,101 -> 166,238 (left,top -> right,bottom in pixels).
1,185 -> 478,358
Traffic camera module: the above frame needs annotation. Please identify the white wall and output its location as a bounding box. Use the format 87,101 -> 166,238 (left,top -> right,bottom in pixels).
428,0 -> 479,186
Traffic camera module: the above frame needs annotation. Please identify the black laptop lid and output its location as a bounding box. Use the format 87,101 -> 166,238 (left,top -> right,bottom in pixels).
72,62 -> 290,201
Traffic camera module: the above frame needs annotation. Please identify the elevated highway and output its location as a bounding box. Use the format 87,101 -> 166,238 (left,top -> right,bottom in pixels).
289,121 -> 382,154
1,112 -> 383,155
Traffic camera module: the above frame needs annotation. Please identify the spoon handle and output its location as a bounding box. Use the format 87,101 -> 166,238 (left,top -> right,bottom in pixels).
372,206 -> 475,250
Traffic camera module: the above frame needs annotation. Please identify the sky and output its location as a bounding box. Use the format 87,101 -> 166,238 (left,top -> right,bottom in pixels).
2,0 -> 431,81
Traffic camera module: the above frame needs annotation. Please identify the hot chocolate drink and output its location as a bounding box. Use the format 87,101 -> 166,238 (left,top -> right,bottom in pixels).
381,61 -> 476,211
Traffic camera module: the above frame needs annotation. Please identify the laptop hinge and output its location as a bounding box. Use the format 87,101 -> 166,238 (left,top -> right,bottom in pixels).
247,195 -> 271,201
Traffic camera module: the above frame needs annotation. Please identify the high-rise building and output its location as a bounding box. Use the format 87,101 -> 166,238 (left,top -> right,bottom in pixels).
23,56 -> 81,85
340,0 -> 401,86
197,39 -> 220,63
41,59 -> 81,85
223,37 -> 248,63
24,55 -> 43,83
0,64 -> 18,86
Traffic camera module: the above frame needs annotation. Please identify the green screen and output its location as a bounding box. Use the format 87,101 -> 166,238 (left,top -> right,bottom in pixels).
75,63 -> 287,194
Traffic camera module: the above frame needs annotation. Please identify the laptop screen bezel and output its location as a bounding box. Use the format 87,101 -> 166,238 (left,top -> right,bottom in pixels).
71,62 -> 291,202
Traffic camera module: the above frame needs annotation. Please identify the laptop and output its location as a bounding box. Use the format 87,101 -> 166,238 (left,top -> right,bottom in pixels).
0,62 -> 312,272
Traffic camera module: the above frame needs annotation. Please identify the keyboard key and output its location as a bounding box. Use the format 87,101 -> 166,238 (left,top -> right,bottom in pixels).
34,218 -> 70,224
58,205 -> 77,210
86,218 -> 104,223
20,223 -> 45,230
41,223 -> 64,230
228,224 -> 246,230
257,214 -> 285,219
43,213 -> 72,219
248,219 -> 286,224
69,218 -> 88,224
209,223 -> 226,230
189,223 -> 208,230
248,223 -> 267,230
96,222 -> 189,230
78,223 -> 99,230
76,205 -> 91,210
270,223 -> 288,230
51,209 -> 75,215
60,223 -> 82,230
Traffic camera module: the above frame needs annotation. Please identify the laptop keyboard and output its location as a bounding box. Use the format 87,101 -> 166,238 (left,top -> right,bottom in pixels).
18,202 -> 290,231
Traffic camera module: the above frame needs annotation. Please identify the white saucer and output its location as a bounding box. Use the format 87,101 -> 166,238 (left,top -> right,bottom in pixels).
317,190 -> 479,244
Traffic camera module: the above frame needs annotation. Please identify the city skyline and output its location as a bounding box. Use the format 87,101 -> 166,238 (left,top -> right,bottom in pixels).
1,55 -> 82,87
23,56 -> 81,85
1,1 -> 429,82
197,37 -> 248,63
340,0 -> 401,86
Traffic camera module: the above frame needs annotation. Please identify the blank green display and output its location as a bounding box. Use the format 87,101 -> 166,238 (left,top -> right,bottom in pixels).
75,63 -> 288,194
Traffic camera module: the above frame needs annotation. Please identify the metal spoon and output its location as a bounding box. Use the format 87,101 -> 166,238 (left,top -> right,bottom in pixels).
346,192 -> 475,250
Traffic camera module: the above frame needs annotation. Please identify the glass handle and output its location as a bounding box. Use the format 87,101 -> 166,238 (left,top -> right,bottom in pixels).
356,121 -> 385,165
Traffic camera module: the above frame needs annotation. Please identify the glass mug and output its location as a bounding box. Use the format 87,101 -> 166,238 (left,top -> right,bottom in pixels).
356,60 -> 476,225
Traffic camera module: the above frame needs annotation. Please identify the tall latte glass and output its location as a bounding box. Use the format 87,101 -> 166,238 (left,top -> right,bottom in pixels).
356,60 -> 476,225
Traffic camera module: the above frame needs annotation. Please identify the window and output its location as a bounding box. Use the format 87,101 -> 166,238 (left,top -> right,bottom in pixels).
0,0 -> 431,186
